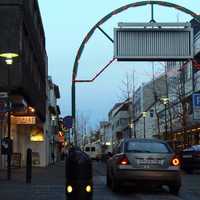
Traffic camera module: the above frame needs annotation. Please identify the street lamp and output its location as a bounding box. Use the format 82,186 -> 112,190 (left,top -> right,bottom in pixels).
142,112 -> 147,138
0,53 -> 19,65
128,122 -> 134,138
160,97 -> 169,140
0,52 -> 19,180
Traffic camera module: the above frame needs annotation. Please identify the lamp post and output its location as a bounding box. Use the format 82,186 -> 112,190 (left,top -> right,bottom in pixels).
142,112 -> 147,138
0,52 -> 19,180
161,97 -> 169,140
129,122 -> 134,138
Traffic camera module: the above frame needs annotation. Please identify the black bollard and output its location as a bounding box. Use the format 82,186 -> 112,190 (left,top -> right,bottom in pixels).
26,148 -> 32,184
65,147 -> 93,200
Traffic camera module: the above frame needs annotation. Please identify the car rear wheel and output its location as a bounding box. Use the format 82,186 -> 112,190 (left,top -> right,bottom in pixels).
169,185 -> 180,195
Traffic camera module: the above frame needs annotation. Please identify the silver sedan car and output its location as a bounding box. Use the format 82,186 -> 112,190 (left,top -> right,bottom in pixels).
106,138 -> 181,195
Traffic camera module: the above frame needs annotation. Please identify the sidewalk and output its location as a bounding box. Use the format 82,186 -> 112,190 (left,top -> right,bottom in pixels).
0,162 -> 65,200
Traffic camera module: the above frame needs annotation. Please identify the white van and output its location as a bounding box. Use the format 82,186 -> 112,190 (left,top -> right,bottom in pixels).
84,144 -> 102,160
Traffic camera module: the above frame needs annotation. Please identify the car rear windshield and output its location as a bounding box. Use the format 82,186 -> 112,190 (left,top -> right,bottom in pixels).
125,141 -> 171,154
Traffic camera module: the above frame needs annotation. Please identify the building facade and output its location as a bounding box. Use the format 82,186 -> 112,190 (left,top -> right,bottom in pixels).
133,75 -> 167,139
45,76 -> 61,164
0,0 -> 48,168
108,100 -> 132,146
131,18 -> 200,150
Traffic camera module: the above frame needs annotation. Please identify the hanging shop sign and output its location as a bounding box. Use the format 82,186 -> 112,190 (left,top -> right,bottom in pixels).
11,116 -> 36,125
57,131 -> 65,142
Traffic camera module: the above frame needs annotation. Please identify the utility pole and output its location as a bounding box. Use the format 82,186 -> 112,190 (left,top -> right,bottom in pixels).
164,101 -> 168,140
7,65 -> 11,180
142,112 -> 147,138
164,63 -> 173,141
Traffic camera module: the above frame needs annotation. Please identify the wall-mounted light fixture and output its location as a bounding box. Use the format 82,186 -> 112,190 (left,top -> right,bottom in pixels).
0,53 -> 19,65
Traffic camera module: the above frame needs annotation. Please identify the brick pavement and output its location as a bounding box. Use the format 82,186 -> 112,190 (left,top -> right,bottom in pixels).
0,162 -> 65,200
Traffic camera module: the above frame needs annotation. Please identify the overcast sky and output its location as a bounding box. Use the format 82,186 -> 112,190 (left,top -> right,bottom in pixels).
38,0 -> 198,127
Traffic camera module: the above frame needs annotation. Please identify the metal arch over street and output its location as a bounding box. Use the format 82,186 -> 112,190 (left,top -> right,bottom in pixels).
72,1 -> 200,80
71,1 -> 200,145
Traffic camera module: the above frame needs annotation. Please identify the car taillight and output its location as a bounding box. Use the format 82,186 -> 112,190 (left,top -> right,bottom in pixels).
171,156 -> 180,166
117,155 -> 130,165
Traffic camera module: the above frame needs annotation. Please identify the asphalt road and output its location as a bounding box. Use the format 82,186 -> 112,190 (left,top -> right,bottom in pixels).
93,161 -> 200,200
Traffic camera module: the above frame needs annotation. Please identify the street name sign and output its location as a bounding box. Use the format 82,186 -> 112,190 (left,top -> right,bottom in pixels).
63,116 -> 73,129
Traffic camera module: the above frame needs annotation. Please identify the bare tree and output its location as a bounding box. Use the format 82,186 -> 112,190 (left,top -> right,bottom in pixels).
118,72 -> 133,101
118,72 -> 135,138
167,61 -> 192,148
76,111 -> 90,146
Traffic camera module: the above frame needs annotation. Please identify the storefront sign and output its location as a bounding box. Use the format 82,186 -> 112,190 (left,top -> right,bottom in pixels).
11,116 -> 36,124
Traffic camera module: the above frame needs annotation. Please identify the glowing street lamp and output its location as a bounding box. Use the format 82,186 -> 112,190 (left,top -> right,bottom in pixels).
142,112 -> 147,138
0,53 -> 19,65
161,96 -> 169,105
142,112 -> 148,118
160,97 -> 169,140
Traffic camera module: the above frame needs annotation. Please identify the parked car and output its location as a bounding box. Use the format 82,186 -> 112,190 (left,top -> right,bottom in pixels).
106,138 -> 181,195
181,145 -> 200,173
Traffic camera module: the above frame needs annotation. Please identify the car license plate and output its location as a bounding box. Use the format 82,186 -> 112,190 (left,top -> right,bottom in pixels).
182,155 -> 192,158
143,165 -> 150,169
137,159 -> 162,165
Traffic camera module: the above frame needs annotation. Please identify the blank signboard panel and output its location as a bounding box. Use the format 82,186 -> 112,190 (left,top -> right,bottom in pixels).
114,26 -> 193,61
